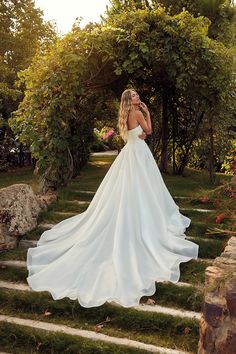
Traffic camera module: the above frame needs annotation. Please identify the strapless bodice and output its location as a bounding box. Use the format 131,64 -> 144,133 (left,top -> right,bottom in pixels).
127,125 -> 143,143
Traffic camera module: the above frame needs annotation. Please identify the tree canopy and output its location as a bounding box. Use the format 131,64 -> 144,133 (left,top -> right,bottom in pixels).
0,0 -> 56,122
8,1 -> 236,190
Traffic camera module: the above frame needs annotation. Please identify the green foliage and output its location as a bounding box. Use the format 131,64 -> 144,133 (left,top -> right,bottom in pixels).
105,6 -> 235,174
9,3 -> 236,189
9,32 -> 95,190
188,124 -> 236,171
0,0 -> 57,119
158,0 -> 236,46
221,139 -> 236,174
0,0 -> 58,175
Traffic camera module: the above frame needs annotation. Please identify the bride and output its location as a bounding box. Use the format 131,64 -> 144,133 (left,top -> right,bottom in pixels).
27,88 -> 199,308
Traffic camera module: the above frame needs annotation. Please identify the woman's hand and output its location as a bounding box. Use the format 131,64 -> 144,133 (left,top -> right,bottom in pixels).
138,131 -> 147,140
139,102 -> 149,114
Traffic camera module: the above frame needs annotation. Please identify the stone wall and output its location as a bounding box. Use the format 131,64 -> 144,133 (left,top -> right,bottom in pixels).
198,236 -> 236,354
0,184 -> 57,249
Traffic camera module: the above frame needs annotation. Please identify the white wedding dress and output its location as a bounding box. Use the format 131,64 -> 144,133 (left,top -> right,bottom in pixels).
27,125 -> 199,308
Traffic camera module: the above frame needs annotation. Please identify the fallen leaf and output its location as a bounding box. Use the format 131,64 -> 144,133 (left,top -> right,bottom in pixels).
146,298 -> 156,305
95,324 -> 103,332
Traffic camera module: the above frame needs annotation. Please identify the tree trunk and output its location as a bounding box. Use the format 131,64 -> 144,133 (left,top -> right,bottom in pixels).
159,89 -> 169,172
171,102 -> 178,174
177,111 -> 205,175
208,116 -> 216,184
19,142 -> 24,167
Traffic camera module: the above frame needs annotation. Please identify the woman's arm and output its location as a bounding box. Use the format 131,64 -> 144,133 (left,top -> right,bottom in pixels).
138,131 -> 147,140
135,103 -> 152,134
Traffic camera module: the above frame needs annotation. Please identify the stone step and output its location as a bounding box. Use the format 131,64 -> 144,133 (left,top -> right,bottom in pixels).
17,238 -> 213,264
49,199 -> 215,214
0,280 -> 30,292
38,223 -> 56,229
73,190 -> 95,194
62,194 -> 215,213
10,237 -> 213,268
19,239 -> 37,248
173,196 -> 189,200
90,150 -> 118,156
0,314 -> 189,354
67,200 -> 90,205
39,224 -> 218,243
113,302 -> 201,320
53,211 -> 77,216
0,262 -> 193,289
0,260 -> 26,268
15,236 -> 216,273
0,280 -> 201,320
180,207 -> 214,213
0,259 -> 201,278
187,236 -> 209,242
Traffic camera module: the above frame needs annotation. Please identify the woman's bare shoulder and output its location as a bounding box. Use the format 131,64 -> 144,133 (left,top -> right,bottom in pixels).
127,110 -> 143,129
129,109 -> 143,119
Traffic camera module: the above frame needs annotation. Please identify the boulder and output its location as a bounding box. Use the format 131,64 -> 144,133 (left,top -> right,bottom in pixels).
198,237 -> 236,354
0,183 -> 57,249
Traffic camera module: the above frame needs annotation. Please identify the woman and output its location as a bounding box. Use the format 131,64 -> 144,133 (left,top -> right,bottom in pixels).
27,88 -> 198,308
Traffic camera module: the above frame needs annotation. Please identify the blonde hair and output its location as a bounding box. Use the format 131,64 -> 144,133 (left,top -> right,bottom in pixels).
117,88 -> 134,142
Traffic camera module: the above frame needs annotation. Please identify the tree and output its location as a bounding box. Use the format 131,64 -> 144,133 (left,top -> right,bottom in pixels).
0,0 -> 56,129
9,4 -> 236,191
104,5 -> 236,174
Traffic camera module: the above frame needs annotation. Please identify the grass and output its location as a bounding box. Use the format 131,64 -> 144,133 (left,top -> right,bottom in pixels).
187,221 -> 211,237
57,189 -> 95,201
0,165 -> 39,191
0,288 -> 199,352
44,200 -> 87,213
37,210 -> 79,224
0,264 -> 203,311
0,155 -> 231,197
0,248 -> 27,261
0,265 -> 27,283
23,227 -> 47,240
144,282 -> 203,312
193,238 -> 227,259
181,209 -> 214,223
162,166 -> 231,197
180,261 -> 208,285
0,321 -> 147,354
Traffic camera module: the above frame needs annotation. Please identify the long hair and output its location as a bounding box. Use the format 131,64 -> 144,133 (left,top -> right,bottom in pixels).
117,89 -> 133,143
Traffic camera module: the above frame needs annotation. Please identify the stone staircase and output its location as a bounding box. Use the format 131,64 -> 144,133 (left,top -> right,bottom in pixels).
0,155 -> 230,354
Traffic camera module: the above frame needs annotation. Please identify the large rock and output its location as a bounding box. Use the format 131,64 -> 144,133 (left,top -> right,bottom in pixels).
198,237 -> 236,354
0,183 -> 57,249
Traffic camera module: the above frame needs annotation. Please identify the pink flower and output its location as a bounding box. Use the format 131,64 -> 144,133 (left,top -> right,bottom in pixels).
105,129 -> 115,139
